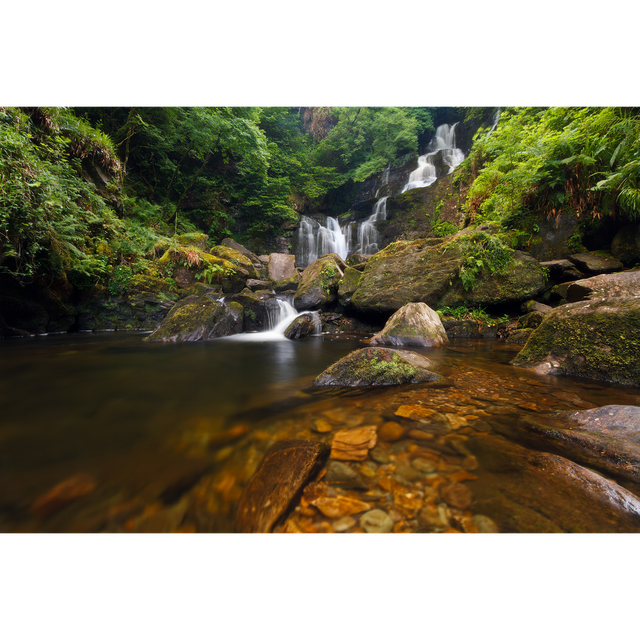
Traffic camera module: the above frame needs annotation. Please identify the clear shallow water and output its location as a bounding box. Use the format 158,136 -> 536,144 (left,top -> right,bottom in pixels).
2,332 -> 640,533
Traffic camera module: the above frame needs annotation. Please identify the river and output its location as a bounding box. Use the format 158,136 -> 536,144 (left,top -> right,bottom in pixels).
2,330 -> 640,533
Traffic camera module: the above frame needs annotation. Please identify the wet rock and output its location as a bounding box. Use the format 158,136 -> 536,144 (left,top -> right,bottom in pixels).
332,516 -> 356,532
30,473 -> 97,519
331,426 -> 378,461
467,435 -> 640,533
511,296 -> 640,386
472,514 -> 499,533
369,302 -> 449,348
517,311 -> 546,330
145,296 -> 243,342
311,418 -> 334,434
568,252 -> 624,274
314,347 -> 444,387
417,502 -> 448,530
324,461 -> 368,490
284,312 -> 321,339
505,328 -> 535,344
515,405 -> 640,485
412,457 -> 439,473
439,483 -> 473,510
130,498 -> 189,533
309,495 -> 371,518
246,279 -> 271,290
369,445 -> 391,464
378,421 -> 406,442
236,440 -> 330,533
395,405 -> 438,420
360,509 -> 394,533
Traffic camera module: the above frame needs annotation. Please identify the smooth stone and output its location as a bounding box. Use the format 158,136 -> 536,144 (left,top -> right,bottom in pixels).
439,482 -> 473,510
412,457 -> 439,473
324,460 -> 368,490
369,301 -> 449,348
378,421 -> 406,442
310,495 -> 371,519
369,445 -> 391,464
472,514 -> 500,533
236,440 -> 330,533
360,509 -> 394,533
332,516 -> 356,532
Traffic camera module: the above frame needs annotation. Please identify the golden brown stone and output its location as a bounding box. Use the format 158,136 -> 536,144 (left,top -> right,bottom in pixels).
445,414 -> 468,430
330,425 -> 378,461
378,421 -> 406,442
449,470 -> 478,483
310,495 -> 371,519
395,405 -> 437,420
313,418 -> 334,433
207,424 -> 250,448
440,482 -> 473,510
407,429 -> 435,441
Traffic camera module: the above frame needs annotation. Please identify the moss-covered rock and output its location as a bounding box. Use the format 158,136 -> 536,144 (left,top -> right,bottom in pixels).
209,245 -> 257,280
351,229 -> 546,315
511,296 -> 640,385
284,312 -> 321,339
144,296 -> 243,342
294,253 -> 346,311
313,347 -> 445,387
369,302 -> 448,347
337,266 -> 362,307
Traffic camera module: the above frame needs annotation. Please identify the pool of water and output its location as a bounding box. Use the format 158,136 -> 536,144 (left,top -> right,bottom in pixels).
2,331 -> 640,533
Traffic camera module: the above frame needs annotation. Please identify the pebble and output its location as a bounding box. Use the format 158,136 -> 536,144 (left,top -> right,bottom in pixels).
395,405 -> 438,420
412,457 -> 439,473
445,414 -> 468,430
312,418 -> 334,433
472,514 -> 499,533
394,463 -> 423,483
440,483 -> 472,510
408,429 -> 436,441
332,516 -> 356,532
417,502 -> 446,529
310,495 -> 371,519
369,445 -> 391,464
378,421 -> 406,442
324,461 -> 368,490
360,509 -> 394,533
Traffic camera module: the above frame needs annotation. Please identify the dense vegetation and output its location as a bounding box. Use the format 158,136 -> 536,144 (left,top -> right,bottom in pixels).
1,105 -> 639,298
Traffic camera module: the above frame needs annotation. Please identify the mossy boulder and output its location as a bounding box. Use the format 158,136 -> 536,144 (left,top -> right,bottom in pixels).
351,230 -> 545,315
294,253 -> 346,311
369,302 -> 448,347
144,296 -> 243,342
209,245 -> 257,279
314,347 -> 445,387
511,296 -> 640,386
225,289 -> 276,332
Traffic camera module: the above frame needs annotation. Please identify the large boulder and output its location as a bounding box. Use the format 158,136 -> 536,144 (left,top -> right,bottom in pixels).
236,440 -> 330,533
313,347 -> 445,387
369,302 -> 448,347
284,312 -> 321,339
294,253 -> 346,311
513,406 -> 640,485
467,435 -> 640,533
511,296 -> 640,386
225,289 -> 279,332
351,231 -> 546,315
566,270 -> 640,303
144,296 -> 243,342
337,266 -> 362,307
267,253 -> 298,292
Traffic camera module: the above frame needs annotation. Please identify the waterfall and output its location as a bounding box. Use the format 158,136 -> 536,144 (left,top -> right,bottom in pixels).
375,164 -> 391,197
295,215 -> 349,268
402,123 -> 465,193
355,196 -> 388,255
485,108 -> 501,138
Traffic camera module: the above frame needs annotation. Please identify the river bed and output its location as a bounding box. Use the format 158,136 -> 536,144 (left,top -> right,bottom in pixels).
2,331 -> 640,533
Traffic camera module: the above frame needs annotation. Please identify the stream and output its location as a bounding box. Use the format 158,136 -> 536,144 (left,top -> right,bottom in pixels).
2,331 -> 640,533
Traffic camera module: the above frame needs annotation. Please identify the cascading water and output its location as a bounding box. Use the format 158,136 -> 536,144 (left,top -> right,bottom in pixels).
356,196 -> 388,255
226,296 -> 303,342
295,215 -> 349,268
402,123 -> 465,193
294,123 -> 465,266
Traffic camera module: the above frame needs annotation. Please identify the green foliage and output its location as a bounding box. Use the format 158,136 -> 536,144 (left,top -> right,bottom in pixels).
432,220 -> 459,237
464,107 -> 640,227
444,230 -> 514,291
437,304 -> 492,322
108,264 -> 133,296
195,263 -> 224,284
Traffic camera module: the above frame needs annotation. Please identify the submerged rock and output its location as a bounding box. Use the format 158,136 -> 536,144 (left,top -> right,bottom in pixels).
515,405 -> 640,484
467,435 -> 640,533
144,296 -> 243,342
369,302 -> 448,347
235,439 -> 330,533
511,296 -> 640,386
314,347 -> 445,387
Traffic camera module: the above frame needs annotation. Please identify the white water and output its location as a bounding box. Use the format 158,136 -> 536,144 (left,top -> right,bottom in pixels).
402,123 -> 465,193
225,297 -> 304,342
295,215 -> 349,267
356,196 -> 388,255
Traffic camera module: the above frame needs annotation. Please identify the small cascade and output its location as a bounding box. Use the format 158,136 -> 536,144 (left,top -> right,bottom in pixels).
355,196 -> 388,255
402,123 -> 465,193
228,296 -> 302,342
375,164 -> 391,197
485,108 -> 501,138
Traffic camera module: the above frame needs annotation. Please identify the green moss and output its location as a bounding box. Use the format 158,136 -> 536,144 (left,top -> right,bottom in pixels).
513,298 -> 640,385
